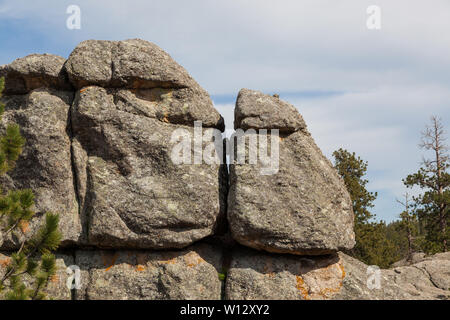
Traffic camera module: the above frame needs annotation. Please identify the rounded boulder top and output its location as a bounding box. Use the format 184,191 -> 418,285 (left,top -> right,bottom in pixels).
64,39 -> 198,90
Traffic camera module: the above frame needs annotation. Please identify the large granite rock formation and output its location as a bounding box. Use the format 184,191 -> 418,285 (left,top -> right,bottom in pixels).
0,40 -> 448,300
228,89 -> 355,255
0,39 -> 226,250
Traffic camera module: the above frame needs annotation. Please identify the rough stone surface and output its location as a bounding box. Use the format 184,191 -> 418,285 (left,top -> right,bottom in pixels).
228,90 -> 355,255
225,247 -> 450,300
234,89 -> 306,133
74,244 -> 222,300
0,54 -> 72,95
392,252 -> 427,267
225,247 -> 346,300
65,39 -> 193,89
336,252 -> 450,300
0,89 -> 82,248
71,86 -> 226,249
411,254 -> 450,291
0,252 -> 73,300
64,39 -> 223,130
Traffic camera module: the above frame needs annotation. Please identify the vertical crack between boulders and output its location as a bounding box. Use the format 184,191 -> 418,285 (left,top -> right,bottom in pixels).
220,245 -> 232,300
67,95 -> 86,243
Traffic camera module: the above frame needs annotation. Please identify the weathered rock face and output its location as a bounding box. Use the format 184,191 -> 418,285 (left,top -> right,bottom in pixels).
234,89 -> 306,133
391,252 -> 427,267
336,252 -> 450,299
0,39 -> 226,251
0,89 -> 81,247
0,54 -> 79,248
65,39 -> 193,89
225,247 -> 346,300
64,39 -> 224,130
71,86 -> 226,249
228,89 -> 355,255
0,54 -> 72,95
225,247 -> 450,300
390,252 -> 450,291
74,244 -> 222,300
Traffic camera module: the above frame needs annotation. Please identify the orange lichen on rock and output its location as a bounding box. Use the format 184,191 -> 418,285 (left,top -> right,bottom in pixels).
184,251 -> 205,268
296,276 -> 311,300
159,257 -> 177,265
19,220 -> 30,234
135,264 -> 146,272
338,263 -> 346,278
315,263 -> 346,298
295,261 -> 346,300
79,86 -> 93,94
102,252 -> 119,272
0,257 -> 11,267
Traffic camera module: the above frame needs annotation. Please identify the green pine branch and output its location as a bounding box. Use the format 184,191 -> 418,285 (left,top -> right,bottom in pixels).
0,77 -> 62,300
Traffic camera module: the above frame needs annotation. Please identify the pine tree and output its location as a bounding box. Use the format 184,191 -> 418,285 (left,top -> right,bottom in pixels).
0,77 -> 62,300
333,148 -> 399,267
396,192 -> 418,261
333,148 -> 377,225
404,116 -> 449,253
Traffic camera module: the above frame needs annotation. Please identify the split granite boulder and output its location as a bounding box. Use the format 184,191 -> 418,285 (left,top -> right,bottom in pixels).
71,86 -> 226,249
228,89 -> 355,255
0,39 -> 226,250
68,39 -> 226,249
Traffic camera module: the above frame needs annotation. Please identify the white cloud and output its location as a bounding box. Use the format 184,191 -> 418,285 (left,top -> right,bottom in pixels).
2,1 -> 450,92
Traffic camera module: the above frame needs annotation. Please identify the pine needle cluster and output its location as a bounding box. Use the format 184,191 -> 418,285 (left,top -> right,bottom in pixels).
0,77 -> 62,300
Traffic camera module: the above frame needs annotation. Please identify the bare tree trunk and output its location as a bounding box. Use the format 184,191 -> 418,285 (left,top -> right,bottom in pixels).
428,117 -> 447,252
431,117 -> 447,252
398,193 -> 414,260
407,217 -> 413,259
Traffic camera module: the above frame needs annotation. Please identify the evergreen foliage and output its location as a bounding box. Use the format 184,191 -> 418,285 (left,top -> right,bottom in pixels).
0,77 -> 62,300
333,148 -> 400,268
403,116 -> 449,253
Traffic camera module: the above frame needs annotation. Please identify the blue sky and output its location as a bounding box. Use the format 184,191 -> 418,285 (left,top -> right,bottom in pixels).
1,0 -> 449,222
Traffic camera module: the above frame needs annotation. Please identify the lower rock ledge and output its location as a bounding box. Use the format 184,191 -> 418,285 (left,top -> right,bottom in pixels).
74,243 -> 222,300
224,248 -> 450,300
